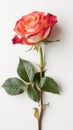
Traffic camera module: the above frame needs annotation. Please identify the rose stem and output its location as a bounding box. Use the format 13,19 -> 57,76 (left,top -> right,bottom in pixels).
38,46 -> 44,130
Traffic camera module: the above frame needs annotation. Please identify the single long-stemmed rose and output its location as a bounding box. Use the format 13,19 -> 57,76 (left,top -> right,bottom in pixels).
2,11 -> 60,130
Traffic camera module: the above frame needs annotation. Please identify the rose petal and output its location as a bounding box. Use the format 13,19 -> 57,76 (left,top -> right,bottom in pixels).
42,27 -> 51,39
12,35 -> 23,44
47,13 -> 57,26
12,35 -> 35,45
27,29 -> 45,43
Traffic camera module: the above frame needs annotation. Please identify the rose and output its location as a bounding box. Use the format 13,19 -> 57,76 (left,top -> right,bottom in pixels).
2,10 -> 60,130
12,11 -> 57,45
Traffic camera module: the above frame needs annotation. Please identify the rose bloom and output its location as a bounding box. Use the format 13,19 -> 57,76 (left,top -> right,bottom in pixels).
12,11 -> 57,45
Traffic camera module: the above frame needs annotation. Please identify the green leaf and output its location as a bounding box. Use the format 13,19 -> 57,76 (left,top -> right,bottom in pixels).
17,58 -> 34,82
33,71 -> 45,83
39,77 -> 59,94
27,84 -> 40,102
2,77 -> 25,95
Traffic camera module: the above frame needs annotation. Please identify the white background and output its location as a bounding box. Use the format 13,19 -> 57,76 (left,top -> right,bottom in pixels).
0,0 -> 73,130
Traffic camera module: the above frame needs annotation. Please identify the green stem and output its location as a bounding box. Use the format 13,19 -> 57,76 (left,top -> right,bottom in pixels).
40,47 -> 43,68
39,47 -> 43,78
38,46 -> 44,130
